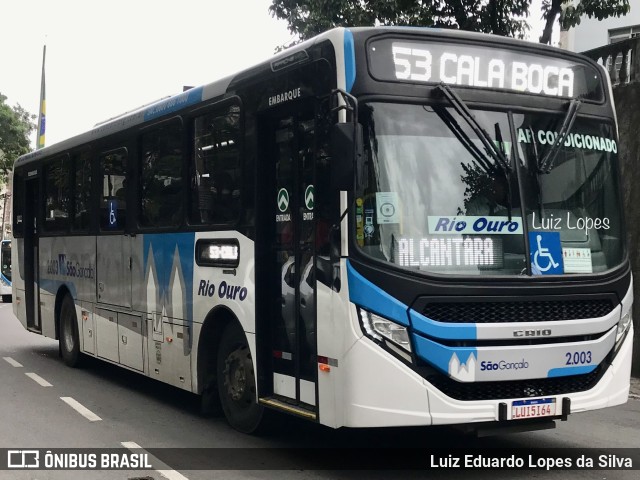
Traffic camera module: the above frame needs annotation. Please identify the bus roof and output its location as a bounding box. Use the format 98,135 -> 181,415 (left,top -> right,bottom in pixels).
14,26 -> 599,170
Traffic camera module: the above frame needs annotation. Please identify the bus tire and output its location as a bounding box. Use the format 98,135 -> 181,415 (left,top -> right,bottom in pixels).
2,295 -> 11,303
217,323 -> 266,434
60,294 -> 82,367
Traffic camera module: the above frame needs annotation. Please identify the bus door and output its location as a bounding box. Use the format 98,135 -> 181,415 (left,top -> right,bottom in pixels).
259,104 -> 319,414
23,176 -> 41,332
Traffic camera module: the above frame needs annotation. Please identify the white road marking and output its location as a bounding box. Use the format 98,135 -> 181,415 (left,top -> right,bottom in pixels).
3,357 -> 23,367
121,442 -> 189,480
60,396 -> 102,421
25,372 -> 52,387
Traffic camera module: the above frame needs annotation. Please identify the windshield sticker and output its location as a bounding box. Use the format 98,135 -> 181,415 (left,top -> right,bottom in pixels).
364,205 -> 375,238
428,216 -> 523,235
531,212 -> 610,234
517,129 -> 617,153
396,237 -> 503,269
562,248 -> 593,274
376,192 -> 400,224
356,198 -> 365,246
529,232 -> 563,275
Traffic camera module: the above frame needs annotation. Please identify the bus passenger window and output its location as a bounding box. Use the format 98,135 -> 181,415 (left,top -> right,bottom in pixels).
72,151 -> 92,232
140,123 -> 184,228
99,149 -> 127,231
43,155 -> 71,232
191,104 -> 241,225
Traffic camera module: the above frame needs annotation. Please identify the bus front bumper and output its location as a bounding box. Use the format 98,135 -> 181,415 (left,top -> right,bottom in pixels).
341,325 -> 633,428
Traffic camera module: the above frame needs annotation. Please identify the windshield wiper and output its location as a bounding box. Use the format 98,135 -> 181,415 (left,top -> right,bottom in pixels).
538,99 -> 581,173
431,106 -> 495,175
527,127 -> 545,218
436,83 -> 511,174
435,83 -> 513,220
527,99 -> 581,220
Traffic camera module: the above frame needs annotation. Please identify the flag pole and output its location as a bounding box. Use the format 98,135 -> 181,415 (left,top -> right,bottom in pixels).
36,45 -> 46,150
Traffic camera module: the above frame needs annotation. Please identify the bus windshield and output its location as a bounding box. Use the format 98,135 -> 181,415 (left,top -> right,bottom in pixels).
356,102 -> 624,276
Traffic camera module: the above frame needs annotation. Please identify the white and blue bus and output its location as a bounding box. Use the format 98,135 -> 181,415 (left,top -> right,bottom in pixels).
1,239 -> 11,303
12,27 -> 633,434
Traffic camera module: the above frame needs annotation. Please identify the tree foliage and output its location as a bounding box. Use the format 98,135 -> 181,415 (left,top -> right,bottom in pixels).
0,93 -> 35,177
540,1 -> 630,44
271,1 -> 530,43
270,0 -> 631,46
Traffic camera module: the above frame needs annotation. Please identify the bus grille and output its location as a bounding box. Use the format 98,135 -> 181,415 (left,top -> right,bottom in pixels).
421,299 -> 614,324
426,366 -> 604,401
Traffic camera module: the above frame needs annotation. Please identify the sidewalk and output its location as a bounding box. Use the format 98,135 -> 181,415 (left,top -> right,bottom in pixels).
630,376 -> 640,400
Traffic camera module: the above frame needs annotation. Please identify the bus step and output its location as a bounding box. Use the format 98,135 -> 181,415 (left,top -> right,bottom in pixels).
259,397 -> 317,420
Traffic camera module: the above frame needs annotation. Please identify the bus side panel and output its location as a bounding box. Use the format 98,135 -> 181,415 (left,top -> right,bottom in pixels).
316,259 -> 353,428
38,236 -> 97,340
129,232 -> 255,392
189,232 -> 257,393
131,234 -> 190,389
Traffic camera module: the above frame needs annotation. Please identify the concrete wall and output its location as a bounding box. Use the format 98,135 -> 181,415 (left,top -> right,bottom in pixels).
612,83 -> 640,375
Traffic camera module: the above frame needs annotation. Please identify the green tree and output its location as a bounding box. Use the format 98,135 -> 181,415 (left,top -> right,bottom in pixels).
0,93 -> 35,177
540,1 -> 630,44
270,0 -> 631,46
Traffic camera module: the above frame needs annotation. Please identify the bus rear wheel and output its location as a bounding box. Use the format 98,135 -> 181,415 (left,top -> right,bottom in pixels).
216,323 -> 265,434
60,295 -> 82,367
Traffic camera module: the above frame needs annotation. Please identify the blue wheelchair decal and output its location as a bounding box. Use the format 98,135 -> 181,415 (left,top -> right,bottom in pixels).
529,232 -> 563,275
108,199 -> 118,228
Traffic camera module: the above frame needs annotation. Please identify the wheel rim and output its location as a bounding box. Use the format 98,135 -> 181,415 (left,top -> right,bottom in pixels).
223,346 -> 254,407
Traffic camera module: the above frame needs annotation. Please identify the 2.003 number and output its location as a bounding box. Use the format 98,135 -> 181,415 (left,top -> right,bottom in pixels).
565,351 -> 592,365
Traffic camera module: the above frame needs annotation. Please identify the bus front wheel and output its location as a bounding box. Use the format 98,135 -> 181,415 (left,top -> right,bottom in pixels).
216,323 -> 265,433
60,295 -> 82,367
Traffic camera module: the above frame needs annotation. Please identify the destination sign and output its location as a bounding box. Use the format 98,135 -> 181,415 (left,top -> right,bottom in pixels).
368,38 -> 603,100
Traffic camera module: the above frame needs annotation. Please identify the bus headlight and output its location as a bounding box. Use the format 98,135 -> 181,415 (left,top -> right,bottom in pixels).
358,308 -> 412,357
615,311 -> 632,350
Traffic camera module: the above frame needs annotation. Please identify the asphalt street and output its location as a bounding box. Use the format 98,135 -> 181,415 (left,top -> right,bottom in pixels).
0,302 -> 638,480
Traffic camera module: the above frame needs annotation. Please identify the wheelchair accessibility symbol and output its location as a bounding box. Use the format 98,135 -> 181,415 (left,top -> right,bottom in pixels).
107,199 -> 118,229
529,232 -> 563,275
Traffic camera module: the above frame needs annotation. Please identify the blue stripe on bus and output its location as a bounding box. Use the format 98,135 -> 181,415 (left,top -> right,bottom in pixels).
547,365 -> 596,377
39,278 -> 78,301
412,334 -> 477,376
144,86 -> 204,122
409,310 -> 477,340
347,261 -> 409,326
344,29 -> 356,93
0,273 -> 10,286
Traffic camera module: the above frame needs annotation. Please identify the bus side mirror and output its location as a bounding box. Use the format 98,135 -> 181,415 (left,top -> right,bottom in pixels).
329,123 -> 363,191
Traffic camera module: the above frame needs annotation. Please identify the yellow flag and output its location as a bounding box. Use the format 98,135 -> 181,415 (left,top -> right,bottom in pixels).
36,45 -> 46,150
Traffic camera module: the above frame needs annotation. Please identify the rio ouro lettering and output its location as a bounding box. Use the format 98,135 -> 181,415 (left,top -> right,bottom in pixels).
197,279 -> 248,302
428,216 -> 523,235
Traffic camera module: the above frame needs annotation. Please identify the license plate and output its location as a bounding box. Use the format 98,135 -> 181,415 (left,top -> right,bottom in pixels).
511,398 -> 558,420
